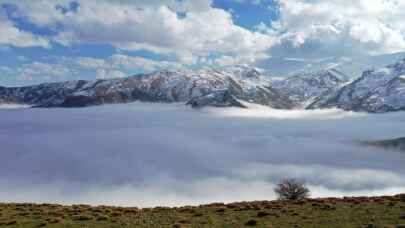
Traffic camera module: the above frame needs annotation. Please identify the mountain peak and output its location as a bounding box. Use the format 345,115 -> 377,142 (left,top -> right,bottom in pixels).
271,68 -> 350,105
309,58 -> 405,112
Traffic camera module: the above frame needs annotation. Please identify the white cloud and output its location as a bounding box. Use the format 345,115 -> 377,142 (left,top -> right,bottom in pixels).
214,53 -> 269,66
76,57 -> 106,69
76,54 -> 185,78
109,54 -> 183,72
229,0 -> 269,5
95,69 -> 126,79
8,54 -> 185,83
3,0 -> 405,71
3,0 -> 276,64
267,0 -> 405,58
0,11 -> 49,48
0,65 -> 12,73
16,61 -> 76,81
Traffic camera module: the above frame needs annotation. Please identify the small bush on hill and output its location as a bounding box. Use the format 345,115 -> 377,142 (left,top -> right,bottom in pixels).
274,178 -> 310,200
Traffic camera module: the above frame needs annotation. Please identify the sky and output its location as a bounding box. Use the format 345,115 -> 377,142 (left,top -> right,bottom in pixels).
1,0 -> 405,86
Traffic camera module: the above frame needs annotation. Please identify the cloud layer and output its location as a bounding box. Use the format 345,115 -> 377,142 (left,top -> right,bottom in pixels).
1,103 -> 405,207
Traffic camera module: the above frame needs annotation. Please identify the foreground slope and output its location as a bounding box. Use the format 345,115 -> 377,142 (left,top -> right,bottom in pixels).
0,66 -> 294,109
1,195 -> 404,228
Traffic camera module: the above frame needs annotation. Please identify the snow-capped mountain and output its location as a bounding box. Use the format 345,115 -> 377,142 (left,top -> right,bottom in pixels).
309,59 -> 405,113
272,69 -> 349,106
256,52 -> 405,78
3,59 -> 405,113
0,66 -> 294,109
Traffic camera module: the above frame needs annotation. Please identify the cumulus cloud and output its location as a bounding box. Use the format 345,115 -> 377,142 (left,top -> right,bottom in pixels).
0,10 -> 49,48
2,0 -> 405,68
0,103 -> 405,206
15,61 -> 77,81
265,0 -> 405,59
1,0 -> 276,64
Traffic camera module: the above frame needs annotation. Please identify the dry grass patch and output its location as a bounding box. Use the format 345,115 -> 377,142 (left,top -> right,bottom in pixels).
0,195 -> 405,227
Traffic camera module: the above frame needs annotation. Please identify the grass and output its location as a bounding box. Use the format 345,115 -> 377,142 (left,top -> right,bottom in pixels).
0,194 -> 404,227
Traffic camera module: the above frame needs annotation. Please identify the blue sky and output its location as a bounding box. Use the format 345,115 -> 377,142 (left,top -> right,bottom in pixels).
214,0 -> 278,29
0,0 -> 278,86
1,0 -> 405,86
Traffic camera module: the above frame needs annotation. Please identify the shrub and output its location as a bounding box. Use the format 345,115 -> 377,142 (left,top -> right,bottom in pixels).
245,219 -> 258,226
274,179 -> 310,200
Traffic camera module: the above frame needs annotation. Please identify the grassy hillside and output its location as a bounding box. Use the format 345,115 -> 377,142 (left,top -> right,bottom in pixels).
0,195 -> 405,228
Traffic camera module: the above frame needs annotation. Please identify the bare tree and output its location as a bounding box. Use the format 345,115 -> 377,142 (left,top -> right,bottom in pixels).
274,178 -> 310,200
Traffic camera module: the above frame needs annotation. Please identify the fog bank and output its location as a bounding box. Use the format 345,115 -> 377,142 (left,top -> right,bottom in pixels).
0,102 -> 405,207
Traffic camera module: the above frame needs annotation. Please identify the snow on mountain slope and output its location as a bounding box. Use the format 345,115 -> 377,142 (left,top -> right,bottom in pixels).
271,69 -> 350,106
257,52 -> 405,78
3,59 -> 405,113
309,59 -> 405,113
0,66 -> 294,109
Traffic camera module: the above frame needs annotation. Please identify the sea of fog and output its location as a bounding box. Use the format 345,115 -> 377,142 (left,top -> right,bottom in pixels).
1,102 -> 405,207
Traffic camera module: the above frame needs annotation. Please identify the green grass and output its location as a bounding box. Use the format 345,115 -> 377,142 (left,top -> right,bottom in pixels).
0,195 -> 405,227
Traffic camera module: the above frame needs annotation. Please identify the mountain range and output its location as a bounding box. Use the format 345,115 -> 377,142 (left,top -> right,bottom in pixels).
0,66 -> 294,109
1,58 -> 405,113
271,68 -> 349,106
309,59 -> 405,112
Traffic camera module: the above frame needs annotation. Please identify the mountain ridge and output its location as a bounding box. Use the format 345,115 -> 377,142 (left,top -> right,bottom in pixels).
2,59 -> 405,113
309,59 -> 405,112
271,68 -> 350,106
0,66 -> 294,109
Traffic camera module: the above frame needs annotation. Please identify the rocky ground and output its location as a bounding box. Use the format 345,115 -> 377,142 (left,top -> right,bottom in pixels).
0,195 -> 405,227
